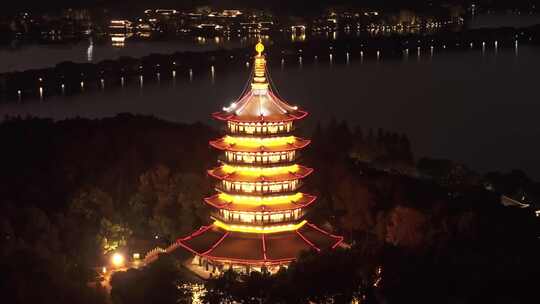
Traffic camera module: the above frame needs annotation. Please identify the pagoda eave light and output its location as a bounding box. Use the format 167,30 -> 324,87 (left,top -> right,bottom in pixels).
214,219 -> 307,234
222,135 -> 296,147
213,192 -> 307,206
220,164 -> 300,175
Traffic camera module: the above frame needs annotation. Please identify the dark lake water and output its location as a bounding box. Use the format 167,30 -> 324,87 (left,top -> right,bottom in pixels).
0,38 -> 246,73
1,44 -> 540,179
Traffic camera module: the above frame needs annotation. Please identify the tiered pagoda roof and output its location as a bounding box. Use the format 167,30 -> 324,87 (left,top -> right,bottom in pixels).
209,136 -> 311,152
212,90 -> 308,123
207,164 -> 314,183
169,42 -> 343,270
213,42 -> 307,124
175,224 -> 343,266
204,193 -> 317,212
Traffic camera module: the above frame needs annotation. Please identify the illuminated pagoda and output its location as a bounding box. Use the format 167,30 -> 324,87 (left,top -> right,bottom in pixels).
173,42 -> 343,274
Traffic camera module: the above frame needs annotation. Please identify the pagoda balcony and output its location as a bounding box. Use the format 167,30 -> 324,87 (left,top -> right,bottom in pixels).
222,130 -> 297,139
218,155 -> 298,167
225,129 -> 295,137
221,150 -> 299,166
210,209 -> 306,226
225,121 -> 296,136
217,179 -> 304,195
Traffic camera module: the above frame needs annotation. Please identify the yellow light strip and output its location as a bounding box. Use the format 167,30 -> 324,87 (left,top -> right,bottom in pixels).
251,82 -> 269,91
223,136 -> 296,147
221,164 -> 299,176
214,219 -> 307,234
218,192 -> 303,205
230,121 -> 290,127
226,151 -> 293,156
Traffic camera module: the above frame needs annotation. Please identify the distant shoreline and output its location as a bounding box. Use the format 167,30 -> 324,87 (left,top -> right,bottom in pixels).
1,25 -> 539,103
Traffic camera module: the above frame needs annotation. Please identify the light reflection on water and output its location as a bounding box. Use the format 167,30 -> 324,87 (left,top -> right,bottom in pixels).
1,46 -> 539,179
183,283 -> 205,304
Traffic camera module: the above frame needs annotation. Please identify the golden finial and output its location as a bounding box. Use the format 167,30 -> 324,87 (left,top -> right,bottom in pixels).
252,41 -> 268,91
255,41 -> 264,56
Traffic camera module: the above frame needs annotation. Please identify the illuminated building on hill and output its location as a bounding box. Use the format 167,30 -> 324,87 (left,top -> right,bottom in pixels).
172,42 -> 343,274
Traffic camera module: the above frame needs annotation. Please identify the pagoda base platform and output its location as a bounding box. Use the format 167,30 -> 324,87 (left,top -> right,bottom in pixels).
169,222 -> 343,272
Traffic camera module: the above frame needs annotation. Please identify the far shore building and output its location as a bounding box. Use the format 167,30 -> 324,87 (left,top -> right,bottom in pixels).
156,42 -> 343,274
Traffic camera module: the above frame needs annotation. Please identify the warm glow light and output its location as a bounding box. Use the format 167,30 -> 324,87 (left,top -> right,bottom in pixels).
222,179 -> 299,194
251,82 -> 269,92
111,253 -> 125,267
221,164 -> 299,176
111,36 -> 126,42
228,121 -> 293,135
255,42 -> 265,55
223,136 -> 296,147
184,283 -> 206,304
214,219 -> 307,234
225,150 -> 295,164
254,57 -> 265,76
219,192 -> 303,205
223,102 -> 237,112
218,208 -> 303,224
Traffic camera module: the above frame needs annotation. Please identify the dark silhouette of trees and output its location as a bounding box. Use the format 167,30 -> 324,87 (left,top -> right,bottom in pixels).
203,248 -> 375,304
0,203 -> 107,304
385,205 -> 428,248
111,255 -> 192,304
0,115 -> 215,303
1,115 -> 539,304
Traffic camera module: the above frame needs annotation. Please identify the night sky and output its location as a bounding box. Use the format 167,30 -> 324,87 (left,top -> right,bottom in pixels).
3,0 -> 538,15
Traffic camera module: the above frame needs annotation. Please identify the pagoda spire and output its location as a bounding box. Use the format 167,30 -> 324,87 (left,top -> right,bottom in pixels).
252,41 -> 269,94
217,42 -> 304,121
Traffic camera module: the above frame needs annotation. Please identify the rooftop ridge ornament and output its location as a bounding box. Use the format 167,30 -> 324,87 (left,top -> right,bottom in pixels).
251,42 -> 269,94
255,41 -> 265,56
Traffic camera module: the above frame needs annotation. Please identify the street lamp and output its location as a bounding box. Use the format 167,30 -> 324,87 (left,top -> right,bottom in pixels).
111,253 -> 125,268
